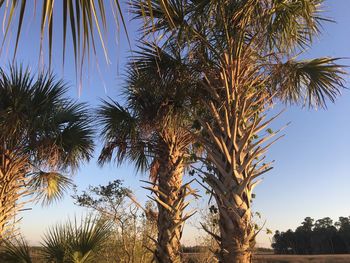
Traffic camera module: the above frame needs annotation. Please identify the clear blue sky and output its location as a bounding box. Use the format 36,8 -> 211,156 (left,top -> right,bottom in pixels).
1,1 -> 349,248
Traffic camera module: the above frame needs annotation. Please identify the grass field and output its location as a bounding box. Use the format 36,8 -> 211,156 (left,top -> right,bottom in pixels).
254,254 -> 350,263
183,253 -> 350,263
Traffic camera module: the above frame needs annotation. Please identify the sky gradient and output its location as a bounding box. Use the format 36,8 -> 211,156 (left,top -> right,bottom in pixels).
1,0 -> 349,248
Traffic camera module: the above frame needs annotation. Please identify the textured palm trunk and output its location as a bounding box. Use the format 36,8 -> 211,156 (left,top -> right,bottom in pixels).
146,133 -> 194,263
155,159 -> 184,263
198,55 -> 280,263
215,180 -> 255,263
0,152 -> 27,241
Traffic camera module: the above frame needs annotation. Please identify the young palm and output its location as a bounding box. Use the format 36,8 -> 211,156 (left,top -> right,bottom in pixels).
41,216 -> 112,263
98,43 -> 198,263
132,1 -> 346,262
0,216 -> 111,263
0,66 -> 94,240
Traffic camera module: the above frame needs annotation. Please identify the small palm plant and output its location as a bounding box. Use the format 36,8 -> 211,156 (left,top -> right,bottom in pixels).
0,216 -> 111,263
0,237 -> 32,263
41,216 -> 112,263
0,66 -> 94,240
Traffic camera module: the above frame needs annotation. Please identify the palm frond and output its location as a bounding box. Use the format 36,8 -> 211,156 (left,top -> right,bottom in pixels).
54,102 -> 95,170
29,171 -> 73,206
0,237 -> 32,263
0,0 -> 128,77
97,99 -> 150,172
41,223 -> 67,263
266,0 -> 330,51
41,215 -> 112,263
270,57 -> 346,108
66,216 -> 112,263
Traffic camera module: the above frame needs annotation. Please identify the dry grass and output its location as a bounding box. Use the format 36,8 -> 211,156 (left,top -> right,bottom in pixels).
254,254 -> 350,263
184,253 -> 350,263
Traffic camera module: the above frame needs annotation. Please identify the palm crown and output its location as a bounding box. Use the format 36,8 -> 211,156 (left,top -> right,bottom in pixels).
97,42 -> 199,261
0,66 -> 94,239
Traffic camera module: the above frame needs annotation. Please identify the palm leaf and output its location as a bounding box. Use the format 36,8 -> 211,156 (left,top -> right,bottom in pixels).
0,0 -> 129,78
41,223 -> 67,263
29,171 -> 73,206
270,57 -> 346,108
0,237 -> 32,263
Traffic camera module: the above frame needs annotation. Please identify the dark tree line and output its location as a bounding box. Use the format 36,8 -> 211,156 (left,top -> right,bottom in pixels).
272,217 -> 350,254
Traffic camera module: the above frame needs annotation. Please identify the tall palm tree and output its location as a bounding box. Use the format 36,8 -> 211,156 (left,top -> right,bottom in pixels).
131,1 -> 346,262
98,43 -> 198,263
0,65 -> 94,241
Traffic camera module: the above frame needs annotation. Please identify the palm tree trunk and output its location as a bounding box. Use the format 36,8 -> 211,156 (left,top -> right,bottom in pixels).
198,55 -> 279,263
155,154 -> 184,263
214,183 -> 255,263
0,152 -> 27,241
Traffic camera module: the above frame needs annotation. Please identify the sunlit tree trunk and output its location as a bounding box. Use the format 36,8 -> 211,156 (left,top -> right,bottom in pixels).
197,55 -> 281,263
156,156 -> 184,263
0,151 -> 28,241
149,134 -> 194,263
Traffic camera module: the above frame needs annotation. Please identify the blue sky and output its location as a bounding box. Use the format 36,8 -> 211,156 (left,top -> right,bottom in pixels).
1,1 -> 349,248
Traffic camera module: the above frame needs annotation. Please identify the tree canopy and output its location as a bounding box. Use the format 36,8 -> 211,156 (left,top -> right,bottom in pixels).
272,216 -> 350,254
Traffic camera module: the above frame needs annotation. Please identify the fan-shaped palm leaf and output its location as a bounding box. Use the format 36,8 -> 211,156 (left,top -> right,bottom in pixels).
0,237 -> 32,263
270,57 -> 346,108
29,171 -> 73,206
41,216 -> 112,263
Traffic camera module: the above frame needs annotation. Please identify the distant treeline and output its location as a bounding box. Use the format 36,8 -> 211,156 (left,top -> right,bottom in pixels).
272,216 -> 350,254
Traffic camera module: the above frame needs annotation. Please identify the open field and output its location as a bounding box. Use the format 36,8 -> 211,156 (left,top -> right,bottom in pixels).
183,253 -> 350,263
254,254 -> 350,263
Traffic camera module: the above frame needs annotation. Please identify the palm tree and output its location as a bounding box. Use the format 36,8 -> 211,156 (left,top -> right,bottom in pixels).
0,237 -> 32,263
130,1 -> 346,262
97,43 -> 198,263
0,65 -> 94,240
41,216 -> 112,263
0,215 -> 111,263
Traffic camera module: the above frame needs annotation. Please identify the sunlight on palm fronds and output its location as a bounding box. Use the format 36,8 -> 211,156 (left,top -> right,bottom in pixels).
0,65 -> 94,238
29,171 -> 73,206
270,57 -> 346,108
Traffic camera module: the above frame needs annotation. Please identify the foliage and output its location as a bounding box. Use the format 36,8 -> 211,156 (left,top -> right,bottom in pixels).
0,237 -> 32,263
0,65 -> 94,240
97,39 -> 199,262
272,216 -> 350,254
0,0 -> 126,79
72,181 -> 156,262
130,0 -> 346,261
41,216 -> 112,263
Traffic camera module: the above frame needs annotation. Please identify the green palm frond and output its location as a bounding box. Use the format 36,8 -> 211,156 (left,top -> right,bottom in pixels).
126,42 -> 196,117
66,216 -> 111,263
130,0 -> 187,37
97,99 -> 149,171
266,0 -> 330,51
41,216 -> 111,263
41,223 -> 67,263
0,237 -> 32,263
0,65 -> 95,235
97,41 -> 197,174
29,171 -> 73,206
0,0 -> 128,72
53,102 -> 95,170
270,57 -> 346,108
